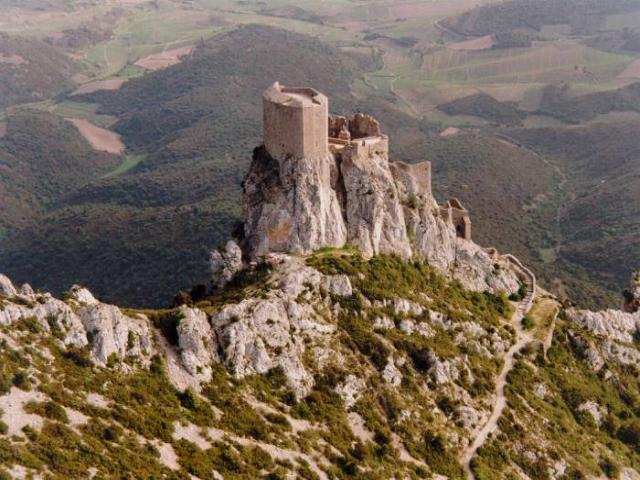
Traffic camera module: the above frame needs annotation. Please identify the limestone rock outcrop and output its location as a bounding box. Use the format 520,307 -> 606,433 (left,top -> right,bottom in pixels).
0,276 -> 154,366
242,146 -> 347,260
210,240 -> 243,289
206,255 -> 336,399
175,306 -> 219,382
0,274 -> 17,297
566,308 -> 640,344
340,144 -> 413,258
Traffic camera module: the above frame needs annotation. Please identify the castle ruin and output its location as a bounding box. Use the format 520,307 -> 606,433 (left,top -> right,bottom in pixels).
239,82 -> 520,295
261,81 -> 470,240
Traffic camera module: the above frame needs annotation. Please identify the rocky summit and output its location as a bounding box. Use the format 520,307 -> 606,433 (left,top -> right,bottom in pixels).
0,85 -> 639,480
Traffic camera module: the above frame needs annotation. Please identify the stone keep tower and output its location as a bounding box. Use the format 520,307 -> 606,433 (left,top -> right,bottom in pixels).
263,82 -> 329,160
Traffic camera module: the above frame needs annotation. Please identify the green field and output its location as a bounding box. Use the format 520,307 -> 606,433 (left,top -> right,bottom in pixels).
103,153 -> 147,178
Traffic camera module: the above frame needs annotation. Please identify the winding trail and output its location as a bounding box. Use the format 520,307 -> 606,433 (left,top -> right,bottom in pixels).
461,259 -> 536,479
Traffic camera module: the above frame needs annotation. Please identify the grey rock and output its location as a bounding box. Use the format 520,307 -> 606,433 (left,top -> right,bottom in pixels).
382,358 -> 402,386
208,256 -> 337,399
456,406 -> 481,430
0,274 -> 16,297
18,284 -> 34,298
577,401 -> 605,427
323,274 -> 352,297
242,147 -> 347,260
78,302 -> 155,366
372,315 -> 394,330
341,147 -> 412,258
68,285 -> 99,305
567,308 -> 640,344
210,240 -> 243,289
336,374 -> 365,409
176,306 -> 219,382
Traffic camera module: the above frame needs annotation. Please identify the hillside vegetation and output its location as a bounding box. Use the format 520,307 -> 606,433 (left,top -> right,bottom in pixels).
505,118 -> 640,307
0,34 -> 78,109
438,93 -> 526,126
0,112 -> 119,230
537,82 -> 640,123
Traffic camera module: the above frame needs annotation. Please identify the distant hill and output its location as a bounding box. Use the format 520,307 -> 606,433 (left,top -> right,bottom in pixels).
537,82 -> 640,123
1,21 -> 638,311
0,25 -> 379,307
0,34 -> 78,108
443,0 -> 640,37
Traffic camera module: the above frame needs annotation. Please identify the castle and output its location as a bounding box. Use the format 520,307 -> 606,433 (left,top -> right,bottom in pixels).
262,81 -> 471,241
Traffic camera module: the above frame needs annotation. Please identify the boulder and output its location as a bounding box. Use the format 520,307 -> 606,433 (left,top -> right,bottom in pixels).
336,374 -> 365,409
322,274 -> 352,297
382,358 -> 402,386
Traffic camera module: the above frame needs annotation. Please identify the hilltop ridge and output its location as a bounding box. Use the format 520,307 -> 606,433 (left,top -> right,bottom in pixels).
0,85 -> 638,480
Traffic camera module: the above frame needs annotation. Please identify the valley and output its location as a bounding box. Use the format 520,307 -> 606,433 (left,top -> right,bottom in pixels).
1,0 -> 640,309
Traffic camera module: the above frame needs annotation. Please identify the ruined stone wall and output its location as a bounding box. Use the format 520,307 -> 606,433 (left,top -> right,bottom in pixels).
389,160 -> 432,199
343,135 -> 389,160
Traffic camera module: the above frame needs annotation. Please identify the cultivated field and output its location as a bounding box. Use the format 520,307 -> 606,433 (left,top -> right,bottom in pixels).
67,118 -> 124,154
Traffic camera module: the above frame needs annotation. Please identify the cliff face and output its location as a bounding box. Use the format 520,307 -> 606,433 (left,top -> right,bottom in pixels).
241,119 -> 520,296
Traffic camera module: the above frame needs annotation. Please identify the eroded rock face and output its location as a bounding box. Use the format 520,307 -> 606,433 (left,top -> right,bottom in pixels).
206,255 -> 339,399
242,146 -> 347,260
0,291 -> 88,348
0,275 -> 155,367
341,149 -> 412,258
453,241 -> 520,294
176,306 -> 219,382
0,274 -> 17,297
567,308 -> 640,344
210,240 -> 243,289
75,301 -> 155,367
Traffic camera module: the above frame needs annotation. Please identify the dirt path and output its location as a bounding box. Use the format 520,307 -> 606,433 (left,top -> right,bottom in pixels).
461,262 -> 536,479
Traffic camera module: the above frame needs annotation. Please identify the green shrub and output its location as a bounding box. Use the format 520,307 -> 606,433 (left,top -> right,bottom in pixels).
522,315 -> 535,330
618,420 -> 640,452
24,401 -> 69,423
12,370 -> 30,390
178,387 -> 200,411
